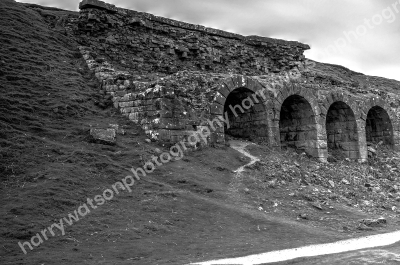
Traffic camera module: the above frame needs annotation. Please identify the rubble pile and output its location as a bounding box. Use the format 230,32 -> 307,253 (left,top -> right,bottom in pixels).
243,144 -> 400,232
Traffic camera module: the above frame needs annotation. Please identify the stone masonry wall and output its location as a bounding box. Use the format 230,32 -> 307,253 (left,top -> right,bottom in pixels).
73,0 -> 400,162
76,0 -> 309,79
74,0 -> 309,144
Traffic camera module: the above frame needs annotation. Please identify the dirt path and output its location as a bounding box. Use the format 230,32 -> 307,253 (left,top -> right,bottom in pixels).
226,140 -> 261,205
229,140 -> 260,173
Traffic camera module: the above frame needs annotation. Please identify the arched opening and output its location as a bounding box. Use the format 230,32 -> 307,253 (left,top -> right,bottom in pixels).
279,95 -> 318,157
366,106 -> 394,146
223,87 -> 267,141
326,101 -> 359,160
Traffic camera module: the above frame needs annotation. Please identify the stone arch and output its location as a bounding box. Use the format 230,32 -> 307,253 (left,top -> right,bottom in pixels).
272,83 -> 327,161
366,106 -> 394,146
360,97 -> 398,149
209,75 -> 272,144
279,95 -> 319,157
319,92 -> 362,119
319,92 -> 365,161
325,101 -> 360,160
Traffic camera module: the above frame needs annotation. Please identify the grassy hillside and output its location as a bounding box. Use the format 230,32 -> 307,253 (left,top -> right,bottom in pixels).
0,1 -> 399,265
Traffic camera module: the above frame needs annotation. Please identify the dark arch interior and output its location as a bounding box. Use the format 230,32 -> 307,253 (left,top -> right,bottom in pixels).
279,95 -> 318,157
326,101 -> 359,159
366,106 -> 394,146
223,87 -> 267,141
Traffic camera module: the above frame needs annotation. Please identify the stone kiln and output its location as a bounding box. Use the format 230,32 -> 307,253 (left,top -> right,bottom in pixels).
74,0 -> 400,162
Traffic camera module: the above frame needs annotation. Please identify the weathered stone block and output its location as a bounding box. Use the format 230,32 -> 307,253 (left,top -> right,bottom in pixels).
210,103 -> 224,115
89,128 -> 116,145
214,92 -> 226,106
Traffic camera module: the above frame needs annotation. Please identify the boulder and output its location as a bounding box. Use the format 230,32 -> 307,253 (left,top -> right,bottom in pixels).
360,217 -> 387,227
368,146 -> 377,156
89,128 -> 116,145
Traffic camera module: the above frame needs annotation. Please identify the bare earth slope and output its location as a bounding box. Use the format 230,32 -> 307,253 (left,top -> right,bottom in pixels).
0,1 -> 399,265
310,60 -> 400,94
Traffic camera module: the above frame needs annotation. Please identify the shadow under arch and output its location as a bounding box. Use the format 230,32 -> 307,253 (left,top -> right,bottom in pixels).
366,106 -> 394,146
223,87 -> 268,141
326,101 -> 360,160
279,94 -> 319,157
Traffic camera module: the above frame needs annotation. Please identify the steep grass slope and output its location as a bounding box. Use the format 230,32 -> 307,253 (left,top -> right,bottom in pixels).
0,1 -> 399,265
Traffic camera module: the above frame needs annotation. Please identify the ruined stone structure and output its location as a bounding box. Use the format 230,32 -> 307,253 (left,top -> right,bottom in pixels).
74,0 -> 400,162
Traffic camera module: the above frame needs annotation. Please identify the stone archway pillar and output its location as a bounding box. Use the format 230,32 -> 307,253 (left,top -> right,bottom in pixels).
315,114 -> 328,162
262,98 -> 279,148
270,119 -> 281,150
356,119 -> 368,162
394,120 -> 400,151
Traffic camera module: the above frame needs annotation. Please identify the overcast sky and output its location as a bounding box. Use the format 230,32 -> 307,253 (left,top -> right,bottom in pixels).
18,0 -> 400,81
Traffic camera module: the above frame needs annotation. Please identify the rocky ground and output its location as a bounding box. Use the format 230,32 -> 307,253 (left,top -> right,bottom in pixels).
243,142 -> 400,235
0,1 -> 399,265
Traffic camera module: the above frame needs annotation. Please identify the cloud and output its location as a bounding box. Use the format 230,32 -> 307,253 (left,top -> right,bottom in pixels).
15,0 -> 400,80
